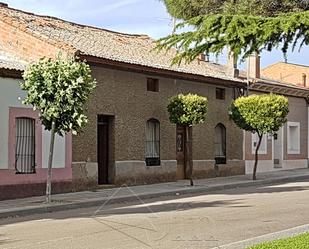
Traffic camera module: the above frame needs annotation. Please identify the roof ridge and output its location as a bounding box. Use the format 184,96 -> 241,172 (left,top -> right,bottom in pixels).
0,4 -> 150,39
263,61 -> 309,70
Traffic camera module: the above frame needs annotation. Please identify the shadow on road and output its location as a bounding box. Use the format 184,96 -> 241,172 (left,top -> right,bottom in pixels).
0,183 -> 308,226
0,234 -> 19,246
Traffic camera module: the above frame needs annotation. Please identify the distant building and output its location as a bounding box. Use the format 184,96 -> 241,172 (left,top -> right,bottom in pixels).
262,62 -> 309,88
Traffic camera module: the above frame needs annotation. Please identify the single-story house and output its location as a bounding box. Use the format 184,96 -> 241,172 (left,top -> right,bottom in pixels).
0,4 -> 308,199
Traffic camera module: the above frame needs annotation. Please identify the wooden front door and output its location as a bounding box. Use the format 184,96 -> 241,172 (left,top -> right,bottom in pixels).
176,125 -> 186,179
97,115 -> 109,185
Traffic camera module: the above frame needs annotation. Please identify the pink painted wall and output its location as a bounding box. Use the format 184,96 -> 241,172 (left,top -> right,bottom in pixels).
0,107 -> 72,186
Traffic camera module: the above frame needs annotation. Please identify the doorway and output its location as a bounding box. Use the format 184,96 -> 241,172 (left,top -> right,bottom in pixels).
176,125 -> 186,179
97,115 -> 109,184
273,128 -> 283,168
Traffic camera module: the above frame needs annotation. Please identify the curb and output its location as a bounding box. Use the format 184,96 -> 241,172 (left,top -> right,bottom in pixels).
1,174 -> 309,219
211,224 -> 309,249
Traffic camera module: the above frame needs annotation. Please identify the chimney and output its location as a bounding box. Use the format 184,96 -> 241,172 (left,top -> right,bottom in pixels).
248,53 -> 261,79
197,53 -> 206,61
227,51 -> 239,77
0,2 -> 8,7
302,73 -> 307,87
197,53 -> 210,63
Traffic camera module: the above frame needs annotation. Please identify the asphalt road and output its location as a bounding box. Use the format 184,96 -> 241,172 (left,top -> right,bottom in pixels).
1,181 -> 309,249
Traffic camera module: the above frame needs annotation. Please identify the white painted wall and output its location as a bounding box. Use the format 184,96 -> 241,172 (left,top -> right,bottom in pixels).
0,76 -> 66,169
42,129 -> 65,168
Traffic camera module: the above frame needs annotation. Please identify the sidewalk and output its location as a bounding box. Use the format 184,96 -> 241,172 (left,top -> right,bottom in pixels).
1,168 -> 309,219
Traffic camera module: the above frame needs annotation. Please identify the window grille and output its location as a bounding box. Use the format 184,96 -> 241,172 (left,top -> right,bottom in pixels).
146,119 -> 160,166
15,117 -> 36,174
215,123 -> 226,164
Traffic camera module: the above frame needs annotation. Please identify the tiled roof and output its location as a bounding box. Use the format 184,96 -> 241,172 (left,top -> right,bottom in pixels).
0,5 -> 243,83
0,51 -> 26,71
238,68 -> 309,93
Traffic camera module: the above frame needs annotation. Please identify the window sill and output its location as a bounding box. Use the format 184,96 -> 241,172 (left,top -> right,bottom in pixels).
287,150 -> 300,155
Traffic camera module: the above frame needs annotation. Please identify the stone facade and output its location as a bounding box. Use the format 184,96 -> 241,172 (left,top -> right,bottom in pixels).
72,66 -> 245,188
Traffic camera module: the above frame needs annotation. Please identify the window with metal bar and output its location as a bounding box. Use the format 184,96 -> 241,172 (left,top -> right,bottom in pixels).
145,119 -> 160,166
215,123 -> 226,164
15,117 -> 36,174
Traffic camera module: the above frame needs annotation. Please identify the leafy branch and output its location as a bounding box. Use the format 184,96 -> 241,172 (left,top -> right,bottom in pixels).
156,11 -> 309,64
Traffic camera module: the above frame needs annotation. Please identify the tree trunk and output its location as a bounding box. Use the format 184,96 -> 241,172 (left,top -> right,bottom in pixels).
46,121 -> 56,203
253,133 -> 263,181
185,126 -> 194,186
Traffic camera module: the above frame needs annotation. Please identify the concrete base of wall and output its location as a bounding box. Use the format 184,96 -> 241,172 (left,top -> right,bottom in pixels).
72,162 -> 98,191
193,160 -> 245,179
0,181 -> 72,201
282,160 -> 308,170
72,159 -> 245,191
114,160 -> 177,186
246,159 -> 308,174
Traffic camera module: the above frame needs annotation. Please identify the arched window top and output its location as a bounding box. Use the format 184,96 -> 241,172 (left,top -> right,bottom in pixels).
147,118 -> 160,124
215,123 -> 226,130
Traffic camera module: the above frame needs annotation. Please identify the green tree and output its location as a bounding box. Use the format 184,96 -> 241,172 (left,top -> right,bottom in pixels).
167,93 -> 208,186
157,1 -> 309,63
161,0 -> 309,20
230,94 -> 289,180
21,57 -> 96,203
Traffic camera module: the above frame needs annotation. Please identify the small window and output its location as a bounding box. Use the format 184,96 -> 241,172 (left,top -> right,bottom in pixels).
146,119 -> 160,166
216,88 -> 225,100
147,78 -> 159,92
15,117 -> 36,174
287,122 -> 300,154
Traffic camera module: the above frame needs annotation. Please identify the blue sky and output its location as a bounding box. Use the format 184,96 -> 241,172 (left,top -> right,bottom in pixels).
4,0 -> 309,68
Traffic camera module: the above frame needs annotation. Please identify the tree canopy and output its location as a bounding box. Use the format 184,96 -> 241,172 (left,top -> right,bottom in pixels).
230,94 -> 289,135
21,57 -> 96,136
161,0 -> 309,20
167,93 -> 208,126
157,10 -> 309,63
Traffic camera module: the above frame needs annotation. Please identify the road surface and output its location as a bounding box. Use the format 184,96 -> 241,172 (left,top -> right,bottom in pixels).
1,181 -> 309,249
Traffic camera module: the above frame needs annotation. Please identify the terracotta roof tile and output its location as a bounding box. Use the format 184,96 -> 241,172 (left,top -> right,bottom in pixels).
0,50 -> 26,71
0,5 -> 244,83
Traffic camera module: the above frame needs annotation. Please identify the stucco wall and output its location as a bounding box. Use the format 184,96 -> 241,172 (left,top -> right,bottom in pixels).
244,91 -> 308,173
0,76 -> 69,186
284,96 -> 308,160
72,66 -> 244,186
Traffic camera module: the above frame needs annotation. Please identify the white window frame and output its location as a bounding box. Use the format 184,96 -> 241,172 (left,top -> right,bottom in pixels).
287,121 -> 300,154
252,133 -> 267,155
